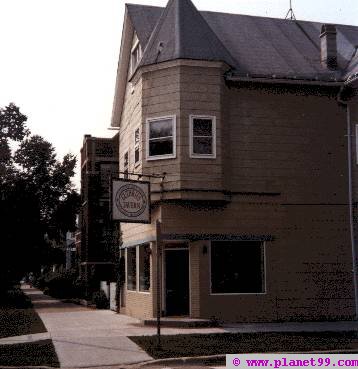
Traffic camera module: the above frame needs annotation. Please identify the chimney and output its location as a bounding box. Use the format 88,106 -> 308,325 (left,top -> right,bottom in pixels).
320,24 -> 337,70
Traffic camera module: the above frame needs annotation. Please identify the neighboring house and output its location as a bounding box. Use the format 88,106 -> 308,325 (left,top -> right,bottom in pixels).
78,133 -> 119,289
65,231 -> 77,270
110,0 -> 358,322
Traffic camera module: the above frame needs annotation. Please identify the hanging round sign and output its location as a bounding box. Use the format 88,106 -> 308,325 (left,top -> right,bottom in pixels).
115,183 -> 147,218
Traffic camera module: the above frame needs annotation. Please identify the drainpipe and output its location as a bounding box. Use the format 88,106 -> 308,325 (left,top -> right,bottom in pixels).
339,92 -> 358,320
346,105 -> 358,320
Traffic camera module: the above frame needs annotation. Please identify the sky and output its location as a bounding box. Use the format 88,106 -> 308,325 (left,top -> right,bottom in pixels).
1,0 -> 358,189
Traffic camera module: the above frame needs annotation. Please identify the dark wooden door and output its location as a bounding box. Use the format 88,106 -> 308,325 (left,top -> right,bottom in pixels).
165,249 -> 189,316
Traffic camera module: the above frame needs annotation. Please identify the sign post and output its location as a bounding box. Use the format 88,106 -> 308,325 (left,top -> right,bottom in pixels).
156,219 -> 162,348
112,177 -> 163,344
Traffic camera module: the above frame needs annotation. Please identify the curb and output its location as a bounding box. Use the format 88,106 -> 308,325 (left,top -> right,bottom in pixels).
124,354 -> 225,368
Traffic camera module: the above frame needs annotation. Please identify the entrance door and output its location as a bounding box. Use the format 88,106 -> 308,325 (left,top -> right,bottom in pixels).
165,249 -> 189,316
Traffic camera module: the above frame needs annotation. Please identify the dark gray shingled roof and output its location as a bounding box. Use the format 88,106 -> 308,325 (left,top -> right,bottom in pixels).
126,0 -> 358,82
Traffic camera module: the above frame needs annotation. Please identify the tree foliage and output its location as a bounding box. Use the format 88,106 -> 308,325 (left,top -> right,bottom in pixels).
0,104 -> 80,286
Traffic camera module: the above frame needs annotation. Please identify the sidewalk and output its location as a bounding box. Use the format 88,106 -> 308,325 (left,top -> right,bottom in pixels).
7,286 -> 358,368
20,286 -> 153,368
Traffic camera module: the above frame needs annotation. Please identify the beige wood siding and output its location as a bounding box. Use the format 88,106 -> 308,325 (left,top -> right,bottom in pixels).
162,200 -> 354,322
227,88 -> 347,203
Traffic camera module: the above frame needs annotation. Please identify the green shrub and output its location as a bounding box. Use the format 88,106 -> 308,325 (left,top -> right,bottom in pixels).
45,270 -> 78,299
73,277 -> 87,299
33,274 -> 46,290
0,286 -> 32,308
34,269 -> 87,300
91,290 -> 109,309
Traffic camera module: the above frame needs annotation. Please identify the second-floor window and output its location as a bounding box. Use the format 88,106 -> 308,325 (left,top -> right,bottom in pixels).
134,128 -> 140,165
146,116 -> 176,160
189,115 -> 216,158
123,151 -> 129,178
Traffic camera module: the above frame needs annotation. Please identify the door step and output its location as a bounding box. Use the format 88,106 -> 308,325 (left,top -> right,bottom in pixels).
142,317 -> 217,328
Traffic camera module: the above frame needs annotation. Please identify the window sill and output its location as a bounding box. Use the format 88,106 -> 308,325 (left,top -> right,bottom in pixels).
126,289 -> 150,294
190,154 -> 216,159
147,154 -> 176,161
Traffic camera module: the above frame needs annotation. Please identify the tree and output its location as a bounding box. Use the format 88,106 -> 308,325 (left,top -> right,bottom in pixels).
0,104 -> 80,287
0,103 -> 28,181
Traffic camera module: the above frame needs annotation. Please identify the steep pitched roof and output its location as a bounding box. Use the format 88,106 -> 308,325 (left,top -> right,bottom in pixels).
126,1 -> 358,82
134,0 -> 237,69
125,4 -> 160,48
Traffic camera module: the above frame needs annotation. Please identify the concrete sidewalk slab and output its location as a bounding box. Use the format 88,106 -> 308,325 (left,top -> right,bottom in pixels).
52,336 -> 151,367
22,286 -> 152,368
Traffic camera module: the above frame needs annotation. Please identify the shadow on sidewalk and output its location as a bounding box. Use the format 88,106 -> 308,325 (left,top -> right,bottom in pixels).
22,286 -> 90,313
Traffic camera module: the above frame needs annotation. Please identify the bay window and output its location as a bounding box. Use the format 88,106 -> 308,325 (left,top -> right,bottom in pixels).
146,116 -> 176,160
190,115 -> 216,158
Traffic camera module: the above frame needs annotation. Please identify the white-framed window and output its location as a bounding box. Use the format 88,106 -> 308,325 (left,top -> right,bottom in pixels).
189,115 -> 216,158
210,241 -> 265,294
139,244 -> 150,292
146,115 -> 176,160
126,247 -> 136,291
134,127 -> 140,166
130,38 -> 142,74
126,244 -> 151,293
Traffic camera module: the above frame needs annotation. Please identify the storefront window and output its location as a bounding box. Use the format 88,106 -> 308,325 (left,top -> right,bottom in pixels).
139,244 -> 150,291
127,247 -> 136,290
211,241 -> 265,294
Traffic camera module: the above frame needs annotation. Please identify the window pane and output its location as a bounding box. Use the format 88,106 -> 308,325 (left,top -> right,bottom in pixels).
193,118 -> 212,136
127,247 -> 136,290
211,241 -> 264,294
149,119 -> 173,139
124,152 -> 129,168
149,139 -> 173,156
193,137 -> 213,155
135,129 -> 140,145
135,147 -> 140,163
139,244 -> 150,291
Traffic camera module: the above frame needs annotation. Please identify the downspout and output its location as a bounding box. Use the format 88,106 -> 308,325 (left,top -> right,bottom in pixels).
339,90 -> 358,320
346,105 -> 358,320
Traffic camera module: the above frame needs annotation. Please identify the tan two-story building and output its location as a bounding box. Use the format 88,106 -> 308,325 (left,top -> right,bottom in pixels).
110,0 -> 358,322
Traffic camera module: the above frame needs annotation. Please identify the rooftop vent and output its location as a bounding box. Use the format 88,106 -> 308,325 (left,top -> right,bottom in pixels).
320,24 -> 337,70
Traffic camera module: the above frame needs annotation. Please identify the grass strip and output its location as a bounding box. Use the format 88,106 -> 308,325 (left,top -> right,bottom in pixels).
130,331 -> 358,359
0,307 -> 47,338
0,285 -> 47,339
0,339 -> 59,367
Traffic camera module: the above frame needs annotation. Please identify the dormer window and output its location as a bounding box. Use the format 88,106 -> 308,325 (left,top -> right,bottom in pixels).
131,38 -> 142,74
